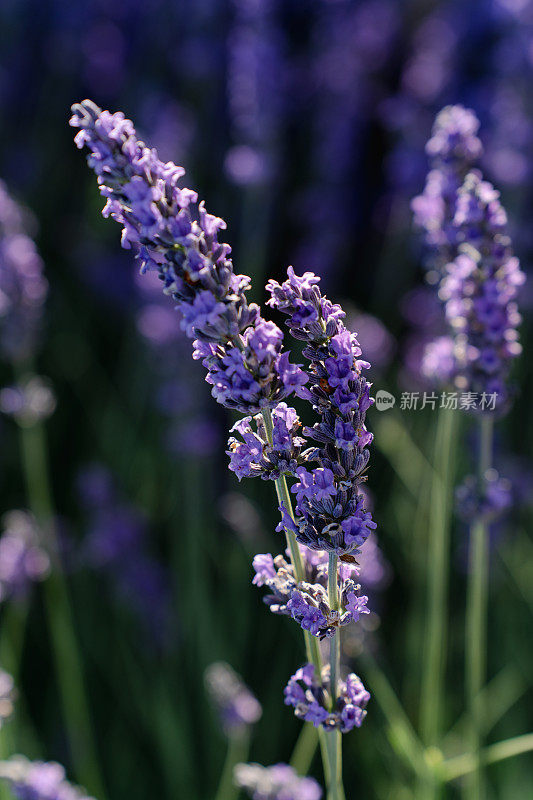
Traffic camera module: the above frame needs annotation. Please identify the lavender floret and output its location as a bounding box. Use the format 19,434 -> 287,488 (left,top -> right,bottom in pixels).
283,664 -> 369,734
252,548 -> 368,639
227,403 -> 308,481
234,762 -> 322,800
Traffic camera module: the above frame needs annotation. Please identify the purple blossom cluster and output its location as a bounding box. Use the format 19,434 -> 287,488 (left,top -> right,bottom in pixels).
413,106 -> 524,411
70,101 -> 306,414
455,469 -> 512,524
0,670 -> 15,728
284,664 -> 369,733
0,757 -> 94,800
267,268 -> 376,555
227,403 -> 308,481
204,661 -> 262,738
438,171 -> 524,410
0,511 -> 49,602
0,181 -> 47,362
412,104 -> 482,277
234,762 -> 322,800
252,548 -> 369,640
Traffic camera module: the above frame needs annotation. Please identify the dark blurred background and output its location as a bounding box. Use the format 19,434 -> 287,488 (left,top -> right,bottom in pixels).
0,0 -> 532,798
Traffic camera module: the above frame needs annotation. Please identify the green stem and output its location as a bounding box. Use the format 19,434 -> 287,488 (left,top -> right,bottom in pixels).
465,416 -> 493,800
18,416 -> 106,800
326,553 -> 342,800
419,408 -> 458,797
261,408 -> 331,791
290,723 -> 319,776
214,733 -> 250,800
441,732 -> 533,782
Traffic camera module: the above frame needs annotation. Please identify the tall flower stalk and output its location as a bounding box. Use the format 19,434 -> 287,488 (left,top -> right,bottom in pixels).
414,105 -> 524,799
70,100 -> 377,800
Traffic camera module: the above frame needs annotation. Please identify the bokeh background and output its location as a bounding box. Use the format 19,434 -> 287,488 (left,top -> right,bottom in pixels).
0,0 -> 532,798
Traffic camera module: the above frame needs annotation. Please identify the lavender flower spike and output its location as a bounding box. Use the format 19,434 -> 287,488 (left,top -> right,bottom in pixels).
70,100 -> 306,413
439,171 -> 524,413
205,661 -> 262,738
267,268 -> 376,555
234,762 -> 322,800
0,757 -> 95,800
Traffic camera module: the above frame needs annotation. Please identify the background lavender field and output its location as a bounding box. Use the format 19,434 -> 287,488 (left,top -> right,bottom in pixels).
0,0 -> 532,798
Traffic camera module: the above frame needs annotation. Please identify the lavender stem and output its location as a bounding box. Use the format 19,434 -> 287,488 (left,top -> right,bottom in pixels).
465,415 -> 493,800
16,390 -> 106,800
262,407 -> 334,790
214,733 -> 249,800
419,407 -> 458,799
327,552 -> 343,800
261,407 -> 322,668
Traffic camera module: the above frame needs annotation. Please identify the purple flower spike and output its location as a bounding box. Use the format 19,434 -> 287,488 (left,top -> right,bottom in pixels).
70,100 -> 305,414
267,268 -> 376,556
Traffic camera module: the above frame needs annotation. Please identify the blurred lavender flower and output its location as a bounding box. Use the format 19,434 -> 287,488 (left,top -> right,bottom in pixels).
0,670 -> 15,727
412,104 -> 483,279
224,0 -> 285,186
455,469 -> 512,524
0,376 -> 56,426
0,757 -> 94,800
234,762 -> 322,800
346,311 -> 395,376
70,100 -> 306,414
77,465 -> 170,645
0,511 -> 49,602
0,181 -> 47,362
218,492 -> 267,550
357,533 -> 392,596
205,661 -> 262,738
438,171 -> 524,411
284,663 -> 369,733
